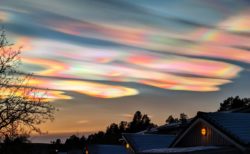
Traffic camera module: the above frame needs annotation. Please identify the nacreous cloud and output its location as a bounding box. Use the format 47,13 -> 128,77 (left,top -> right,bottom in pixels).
1,0 -> 249,100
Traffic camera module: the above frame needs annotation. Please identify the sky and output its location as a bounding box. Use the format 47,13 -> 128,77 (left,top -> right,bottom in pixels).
0,0 -> 250,142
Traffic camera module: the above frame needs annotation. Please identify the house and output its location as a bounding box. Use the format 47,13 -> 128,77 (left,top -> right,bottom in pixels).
122,133 -> 176,154
86,111 -> 250,154
140,112 -> 250,154
87,144 -> 127,154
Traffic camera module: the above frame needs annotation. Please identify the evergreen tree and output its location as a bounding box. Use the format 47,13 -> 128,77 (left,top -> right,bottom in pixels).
218,96 -> 250,111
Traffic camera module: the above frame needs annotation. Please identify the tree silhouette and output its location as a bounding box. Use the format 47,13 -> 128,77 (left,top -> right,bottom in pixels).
165,113 -> 188,124
166,115 -> 177,124
0,29 -> 55,138
105,123 -> 120,144
141,114 -> 151,130
64,135 -> 82,150
133,111 -> 142,122
180,113 -> 188,123
4,134 -> 30,144
87,131 -> 105,144
84,111 -> 157,145
126,111 -> 156,133
218,96 -> 250,111
118,121 -> 127,133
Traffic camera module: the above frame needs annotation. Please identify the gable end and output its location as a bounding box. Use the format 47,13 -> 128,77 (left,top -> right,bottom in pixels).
171,118 -> 245,151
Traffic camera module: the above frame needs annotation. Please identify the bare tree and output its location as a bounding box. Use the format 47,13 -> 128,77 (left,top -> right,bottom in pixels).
0,29 -> 55,137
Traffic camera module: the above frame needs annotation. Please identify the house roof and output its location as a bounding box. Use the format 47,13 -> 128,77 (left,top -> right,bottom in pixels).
156,120 -> 191,133
141,120 -> 192,135
171,112 -> 250,148
199,112 -> 250,146
88,144 -> 127,154
228,106 -> 250,113
123,133 -> 175,153
141,146 -> 239,154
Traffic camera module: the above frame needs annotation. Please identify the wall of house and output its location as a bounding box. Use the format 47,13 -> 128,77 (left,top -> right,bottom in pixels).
175,121 -> 232,147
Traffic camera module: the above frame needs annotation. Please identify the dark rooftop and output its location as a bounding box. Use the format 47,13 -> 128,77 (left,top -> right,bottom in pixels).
88,144 -> 127,154
141,146 -> 240,154
198,112 -> 250,146
123,133 -> 175,153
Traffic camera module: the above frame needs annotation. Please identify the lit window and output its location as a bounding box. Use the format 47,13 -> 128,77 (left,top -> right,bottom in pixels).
85,146 -> 89,154
201,128 -> 207,136
126,143 -> 130,149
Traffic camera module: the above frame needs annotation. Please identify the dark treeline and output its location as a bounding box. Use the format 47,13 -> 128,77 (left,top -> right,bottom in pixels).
55,95 -> 250,150
87,111 -> 156,145
50,111 -> 189,152
218,96 -> 250,111
52,111 -> 157,150
1,96 -> 249,152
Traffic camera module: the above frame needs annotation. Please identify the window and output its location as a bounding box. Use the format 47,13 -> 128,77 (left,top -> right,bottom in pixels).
126,143 -> 130,149
201,127 -> 207,136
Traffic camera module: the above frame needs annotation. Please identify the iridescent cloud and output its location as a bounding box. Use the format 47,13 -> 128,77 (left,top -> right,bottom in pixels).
43,18 -> 250,64
0,87 -> 71,102
1,0 -> 250,137
0,11 -> 8,22
219,10 -> 250,32
194,28 -> 249,44
22,57 -> 69,77
27,78 -> 139,99
18,38 -> 241,94
1,0 -> 249,100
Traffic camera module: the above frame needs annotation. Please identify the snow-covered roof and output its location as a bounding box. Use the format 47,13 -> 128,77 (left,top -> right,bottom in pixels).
228,106 -> 250,113
199,112 -> 250,146
141,146 -> 238,153
153,119 -> 192,133
123,133 -> 175,153
88,144 -> 127,154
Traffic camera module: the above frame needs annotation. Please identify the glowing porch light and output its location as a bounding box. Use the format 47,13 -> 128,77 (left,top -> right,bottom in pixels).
85,145 -> 89,154
126,143 -> 130,149
201,127 -> 207,136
